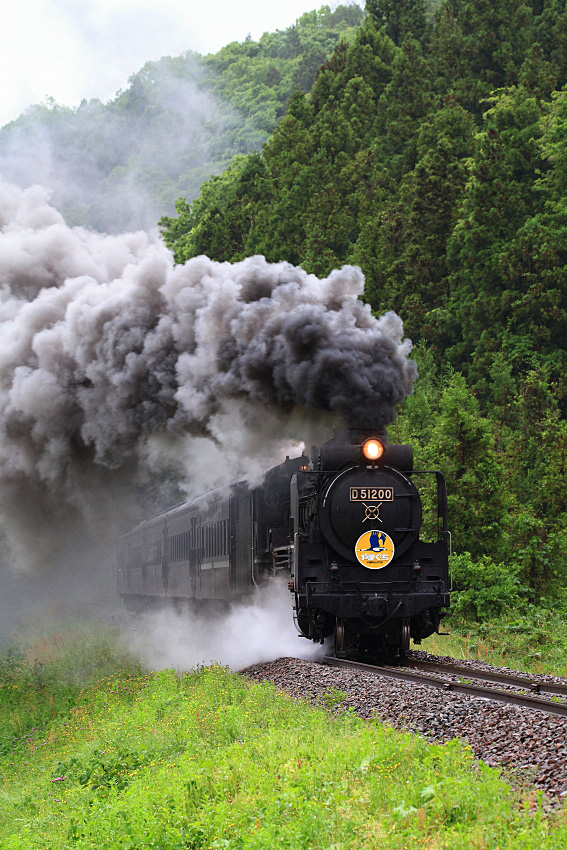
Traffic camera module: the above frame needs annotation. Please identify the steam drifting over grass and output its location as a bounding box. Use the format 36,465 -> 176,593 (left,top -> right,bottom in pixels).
129,582 -> 324,672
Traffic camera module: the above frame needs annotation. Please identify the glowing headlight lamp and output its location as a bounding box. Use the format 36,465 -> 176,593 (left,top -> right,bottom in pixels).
362,438 -> 384,461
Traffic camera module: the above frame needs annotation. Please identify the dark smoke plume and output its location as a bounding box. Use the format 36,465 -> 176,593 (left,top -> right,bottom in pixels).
0,181 -> 417,569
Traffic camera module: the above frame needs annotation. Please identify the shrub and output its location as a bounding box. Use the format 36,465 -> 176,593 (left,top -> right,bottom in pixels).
451,552 -> 526,621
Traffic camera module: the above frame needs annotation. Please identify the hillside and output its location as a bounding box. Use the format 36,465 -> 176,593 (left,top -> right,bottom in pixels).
0,4 -> 363,233
1,628 -> 565,848
161,0 -> 567,609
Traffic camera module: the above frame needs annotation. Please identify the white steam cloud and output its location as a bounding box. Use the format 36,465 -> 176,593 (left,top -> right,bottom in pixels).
0,181 -> 417,571
130,582 -> 324,672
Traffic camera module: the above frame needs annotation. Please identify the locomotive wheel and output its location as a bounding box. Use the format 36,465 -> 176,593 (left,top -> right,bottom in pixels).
334,619 -> 346,658
400,619 -> 411,658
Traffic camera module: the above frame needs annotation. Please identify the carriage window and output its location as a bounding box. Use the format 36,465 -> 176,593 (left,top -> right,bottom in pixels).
169,531 -> 191,562
128,546 -> 143,569
144,540 -> 161,566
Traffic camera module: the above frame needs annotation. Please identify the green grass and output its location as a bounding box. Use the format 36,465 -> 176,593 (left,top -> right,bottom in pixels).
0,624 -> 139,762
421,604 -> 567,678
0,630 -> 567,848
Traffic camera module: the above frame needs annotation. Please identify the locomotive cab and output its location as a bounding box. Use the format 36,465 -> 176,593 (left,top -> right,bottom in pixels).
291,431 -> 451,660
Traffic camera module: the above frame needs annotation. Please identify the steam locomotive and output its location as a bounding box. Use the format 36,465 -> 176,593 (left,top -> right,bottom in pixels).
117,430 -> 451,659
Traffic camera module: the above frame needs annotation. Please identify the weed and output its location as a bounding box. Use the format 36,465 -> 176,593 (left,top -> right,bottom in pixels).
321,686 -> 349,708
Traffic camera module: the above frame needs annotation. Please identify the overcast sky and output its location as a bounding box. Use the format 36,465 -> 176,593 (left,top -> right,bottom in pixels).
0,0 -> 362,128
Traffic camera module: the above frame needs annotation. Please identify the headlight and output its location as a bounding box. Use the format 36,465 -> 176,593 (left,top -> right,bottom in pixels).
362,438 -> 384,461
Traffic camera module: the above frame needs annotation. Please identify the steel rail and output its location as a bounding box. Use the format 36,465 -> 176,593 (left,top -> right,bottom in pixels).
320,656 -> 567,718
406,658 -> 567,697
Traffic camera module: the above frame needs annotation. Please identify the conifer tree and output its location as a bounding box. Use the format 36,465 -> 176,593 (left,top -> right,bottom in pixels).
431,0 -> 532,112
446,87 -> 545,388
365,0 -> 428,45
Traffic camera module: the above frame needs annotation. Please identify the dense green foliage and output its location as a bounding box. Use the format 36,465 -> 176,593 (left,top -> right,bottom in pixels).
1,634 -> 565,848
200,3 -> 363,136
162,0 -> 567,607
0,5 -> 363,232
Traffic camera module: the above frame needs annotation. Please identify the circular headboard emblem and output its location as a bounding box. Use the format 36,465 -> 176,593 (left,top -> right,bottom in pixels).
355,530 -> 395,569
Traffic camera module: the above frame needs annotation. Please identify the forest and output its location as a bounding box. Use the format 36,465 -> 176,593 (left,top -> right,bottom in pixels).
160,0 -> 567,623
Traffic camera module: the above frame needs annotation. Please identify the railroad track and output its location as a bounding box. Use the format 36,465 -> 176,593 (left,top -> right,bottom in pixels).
321,655 -> 567,717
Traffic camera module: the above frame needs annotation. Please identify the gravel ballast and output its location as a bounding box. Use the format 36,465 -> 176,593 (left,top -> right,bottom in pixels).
244,654 -> 567,801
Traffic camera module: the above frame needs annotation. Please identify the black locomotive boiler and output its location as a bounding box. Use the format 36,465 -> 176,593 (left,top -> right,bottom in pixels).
117,430 -> 451,659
